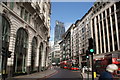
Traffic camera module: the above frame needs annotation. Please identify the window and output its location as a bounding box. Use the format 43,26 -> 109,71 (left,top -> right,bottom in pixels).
20,7 -> 24,18
116,2 -> 120,10
24,10 -> 28,21
96,16 -> 98,22
31,37 -> 37,71
2,16 -> 10,42
117,8 -> 120,49
107,8 -> 109,16
111,5 -> 114,13
10,2 -> 14,10
103,11 -> 105,18
14,28 -> 28,73
100,14 -> 102,20
28,14 -> 31,23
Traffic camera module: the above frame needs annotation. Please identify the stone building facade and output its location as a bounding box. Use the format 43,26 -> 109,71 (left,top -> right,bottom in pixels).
91,2 -> 120,59
60,2 -> 120,69
72,20 -> 80,60
77,8 -> 92,67
60,24 -> 74,61
0,1 -> 51,77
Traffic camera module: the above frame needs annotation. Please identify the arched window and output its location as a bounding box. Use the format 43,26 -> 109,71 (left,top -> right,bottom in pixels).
31,37 -> 37,72
2,16 -> 10,46
2,16 -> 10,76
38,42 -> 43,71
45,47 -> 48,67
14,28 -> 28,74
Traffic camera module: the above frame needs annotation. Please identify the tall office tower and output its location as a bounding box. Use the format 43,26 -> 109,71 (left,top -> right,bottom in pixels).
54,20 -> 65,44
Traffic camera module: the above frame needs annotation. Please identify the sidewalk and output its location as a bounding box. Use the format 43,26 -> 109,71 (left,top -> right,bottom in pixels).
81,72 -> 99,80
6,69 -> 57,80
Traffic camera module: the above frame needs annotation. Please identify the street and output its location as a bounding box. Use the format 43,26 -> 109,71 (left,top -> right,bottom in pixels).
47,67 -> 83,79
1,1 -> 120,80
6,67 -> 83,80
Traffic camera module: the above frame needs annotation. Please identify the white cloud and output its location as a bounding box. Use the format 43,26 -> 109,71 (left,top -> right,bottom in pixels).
64,22 -> 73,31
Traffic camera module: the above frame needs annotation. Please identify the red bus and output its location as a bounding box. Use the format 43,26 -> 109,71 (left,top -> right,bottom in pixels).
60,59 -> 79,70
94,52 -> 120,78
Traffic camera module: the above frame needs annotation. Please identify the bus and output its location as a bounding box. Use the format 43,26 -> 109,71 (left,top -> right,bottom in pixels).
60,59 -> 79,70
94,52 -> 120,78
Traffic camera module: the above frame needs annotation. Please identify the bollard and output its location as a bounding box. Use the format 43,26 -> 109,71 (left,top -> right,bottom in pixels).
82,68 -> 85,73
94,72 -> 96,78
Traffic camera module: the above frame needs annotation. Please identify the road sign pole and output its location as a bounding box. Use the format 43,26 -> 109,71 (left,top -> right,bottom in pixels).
87,58 -> 89,80
91,53 -> 94,80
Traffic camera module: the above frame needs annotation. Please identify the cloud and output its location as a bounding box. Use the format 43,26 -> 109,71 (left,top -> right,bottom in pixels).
64,22 -> 73,31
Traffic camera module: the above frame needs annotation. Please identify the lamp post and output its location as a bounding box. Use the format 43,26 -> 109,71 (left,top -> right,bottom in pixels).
88,38 -> 94,80
0,13 -> 2,80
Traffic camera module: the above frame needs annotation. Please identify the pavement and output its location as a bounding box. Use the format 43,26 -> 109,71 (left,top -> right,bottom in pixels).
6,69 -> 57,80
0,74 -> 1,80
81,72 -> 99,80
2,68 -> 100,80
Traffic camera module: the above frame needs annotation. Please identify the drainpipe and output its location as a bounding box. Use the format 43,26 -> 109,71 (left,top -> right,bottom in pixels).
0,7 -> 2,80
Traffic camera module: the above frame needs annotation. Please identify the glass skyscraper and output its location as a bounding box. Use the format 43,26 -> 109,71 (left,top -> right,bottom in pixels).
54,20 -> 65,44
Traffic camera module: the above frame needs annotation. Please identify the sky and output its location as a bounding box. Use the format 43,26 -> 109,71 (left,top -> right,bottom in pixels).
50,2 -> 94,43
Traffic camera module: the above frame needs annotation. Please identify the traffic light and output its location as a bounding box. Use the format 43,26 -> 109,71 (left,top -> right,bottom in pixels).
2,47 -> 6,56
86,50 -> 89,59
2,47 -> 12,58
7,51 -> 12,58
88,38 -> 94,54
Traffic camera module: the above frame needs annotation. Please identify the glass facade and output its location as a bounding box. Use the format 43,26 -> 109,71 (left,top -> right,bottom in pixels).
31,37 -> 37,72
54,20 -> 65,44
2,16 -> 10,76
14,28 -> 28,73
39,43 -> 43,71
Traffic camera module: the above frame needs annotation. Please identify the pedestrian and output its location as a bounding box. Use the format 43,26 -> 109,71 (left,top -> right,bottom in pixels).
98,64 -> 118,80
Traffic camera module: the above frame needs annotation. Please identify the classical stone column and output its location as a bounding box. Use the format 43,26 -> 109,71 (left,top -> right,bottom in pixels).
98,14 -> 103,54
114,4 -> 120,50
41,42 -> 45,71
109,7 -> 115,51
94,17 -> 99,54
26,35 -> 33,74
35,43 -> 39,72
105,9 -> 110,52
101,12 -> 106,53
7,24 -> 17,77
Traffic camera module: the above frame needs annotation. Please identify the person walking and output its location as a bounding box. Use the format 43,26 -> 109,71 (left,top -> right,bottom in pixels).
98,64 -> 118,80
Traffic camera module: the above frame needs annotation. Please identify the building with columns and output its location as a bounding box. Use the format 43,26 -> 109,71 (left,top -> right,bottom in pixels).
91,2 -> 120,59
59,2 -> 120,69
72,2 -> 120,68
0,1 -> 51,77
